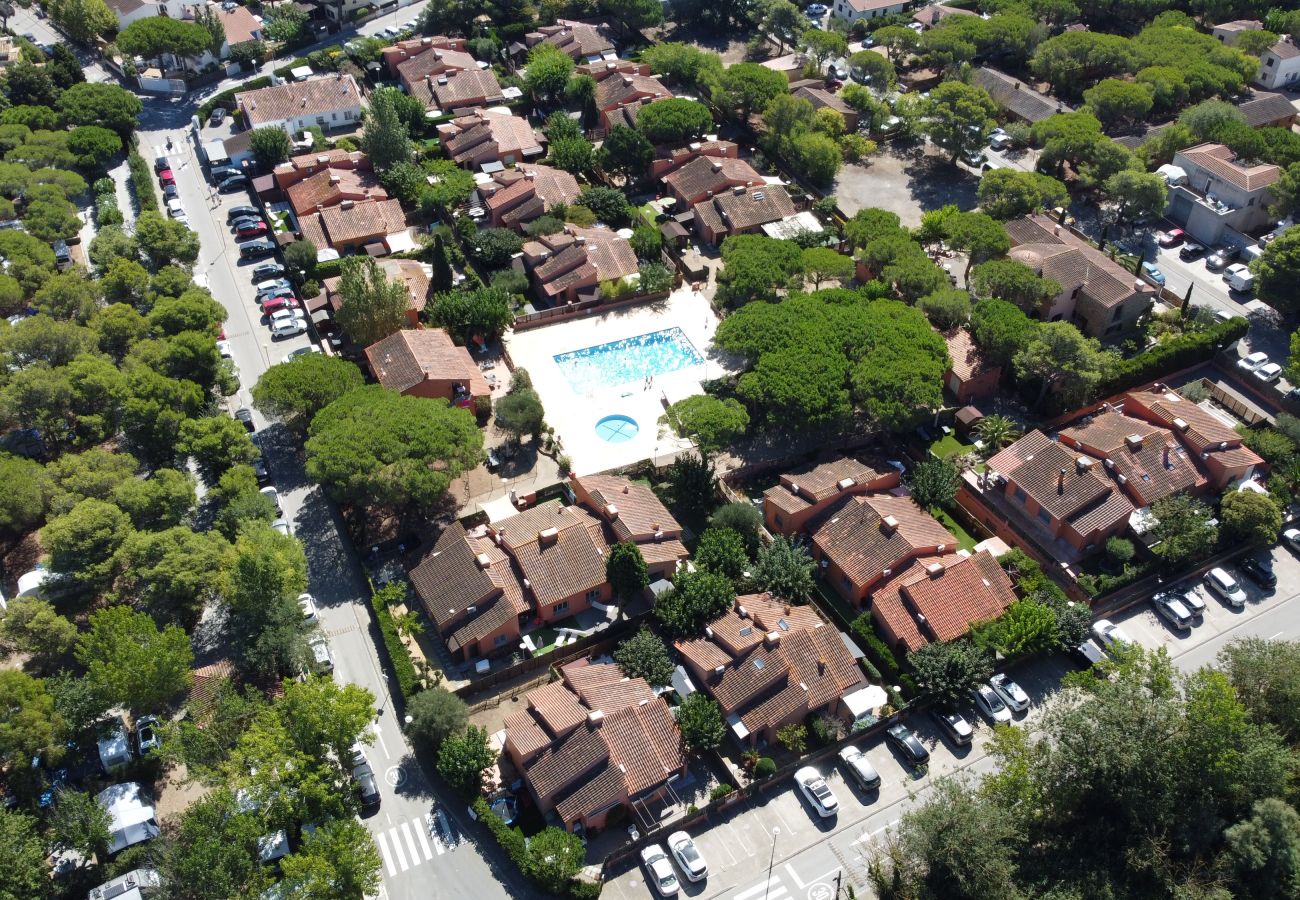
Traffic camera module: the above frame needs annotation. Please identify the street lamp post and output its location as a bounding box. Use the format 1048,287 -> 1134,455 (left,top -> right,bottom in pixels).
764,827 -> 780,900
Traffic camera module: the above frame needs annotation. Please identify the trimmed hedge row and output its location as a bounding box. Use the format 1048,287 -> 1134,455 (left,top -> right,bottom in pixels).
471,798 -> 600,899
370,582 -> 421,703
125,149 -> 159,215
851,612 -> 903,682
198,76 -> 272,122
1092,316 -> 1250,402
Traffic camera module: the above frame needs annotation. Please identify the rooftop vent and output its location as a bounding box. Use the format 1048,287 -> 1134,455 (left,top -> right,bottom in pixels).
437,75 -> 448,85
705,626 -> 714,639
622,75 -> 633,86
788,481 -> 800,494
838,477 -> 855,490
926,562 -> 945,578
605,503 -> 619,518
538,526 -> 558,544
340,199 -> 354,209
1125,434 -> 1144,451
752,190 -> 765,201
328,173 -> 341,184
881,514 -> 899,535
765,631 -> 781,647
587,709 -> 604,726
475,552 -> 491,569
1076,456 -> 1095,473
732,184 -> 745,195
737,605 -> 749,618
711,160 -> 723,172
713,664 -> 725,675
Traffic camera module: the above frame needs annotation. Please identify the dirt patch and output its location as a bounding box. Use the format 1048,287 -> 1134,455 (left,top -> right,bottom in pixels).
651,22 -> 753,65
833,141 -> 981,228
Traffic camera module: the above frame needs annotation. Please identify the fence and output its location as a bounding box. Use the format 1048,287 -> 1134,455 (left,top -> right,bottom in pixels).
511,287 -> 676,331
1090,543 -> 1256,619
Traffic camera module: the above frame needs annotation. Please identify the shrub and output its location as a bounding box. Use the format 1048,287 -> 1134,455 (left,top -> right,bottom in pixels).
709,783 -> 735,801
471,796 -> 597,898
754,757 -> 777,778
370,581 -> 421,703
851,612 -> 902,682
1090,317 -> 1248,404
125,149 -> 158,214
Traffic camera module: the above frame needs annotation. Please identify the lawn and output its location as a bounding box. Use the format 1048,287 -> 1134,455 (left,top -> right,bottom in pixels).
929,433 -> 986,474
931,506 -> 978,553
813,578 -> 859,629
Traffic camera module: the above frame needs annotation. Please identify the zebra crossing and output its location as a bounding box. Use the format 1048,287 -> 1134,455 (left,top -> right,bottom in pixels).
731,874 -> 791,900
373,816 -> 450,877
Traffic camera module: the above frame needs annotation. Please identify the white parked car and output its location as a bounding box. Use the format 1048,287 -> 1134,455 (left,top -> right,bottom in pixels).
309,635 -> 333,673
298,592 -> 318,622
988,673 -> 1030,713
1284,527 -> 1300,553
1237,351 -> 1270,373
972,684 -> 1012,725
1205,566 -> 1246,608
1091,619 -> 1133,653
640,845 -> 680,897
1179,587 -> 1207,619
666,830 -> 707,883
1152,592 -> 1194,630
794,766 -> 838,818
1255,362 -> 1283,383
260,486 -> 281,514
270,316 -> 308,339
216,339 -> 233,359
271,517 -> 291,536
166,198 -> 184,218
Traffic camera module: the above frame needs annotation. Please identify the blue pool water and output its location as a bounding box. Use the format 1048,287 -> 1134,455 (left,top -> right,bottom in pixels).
553,328 -> 704,393
595,415 -> 639,443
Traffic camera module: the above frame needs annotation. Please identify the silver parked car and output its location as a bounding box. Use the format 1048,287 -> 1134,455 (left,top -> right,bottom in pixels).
1152,592 -> 1194,630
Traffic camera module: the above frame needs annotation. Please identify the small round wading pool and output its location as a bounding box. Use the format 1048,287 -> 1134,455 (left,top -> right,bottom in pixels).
595,414 -> 639,443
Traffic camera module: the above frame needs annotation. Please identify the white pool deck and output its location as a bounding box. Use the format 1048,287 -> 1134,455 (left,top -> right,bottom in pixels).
504,288 -> 734,476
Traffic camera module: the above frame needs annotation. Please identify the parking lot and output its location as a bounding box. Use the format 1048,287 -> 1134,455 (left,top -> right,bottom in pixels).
601,655 -> 1074,900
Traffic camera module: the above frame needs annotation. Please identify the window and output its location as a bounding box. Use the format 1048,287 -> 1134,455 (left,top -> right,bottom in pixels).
1266,57 -> 1274,66
315,116 -> 326,125
774,515 -> 784,528
1112,306 -> 1122,321
841,575 -> 852,590
555,601 -> 569,614
344,111 -> 353,121
494,634 -> 507,647
1037,507 -> 1051,525
1013,486 -> 1027,503
585,588 -> 600,602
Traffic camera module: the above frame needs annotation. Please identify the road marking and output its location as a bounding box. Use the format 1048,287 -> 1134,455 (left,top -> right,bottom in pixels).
724,821 -> 756,856
375,830 -> 397,876
734,876 -> 786,900
767,804 -> 796,838
372,721 -> 390,759
388,825 -> 409,871
399,821 -> 420,867
414,818 -> 434,860
703,827 -> 738,867
1271,631 -> 1285,640
787,864 -> 841,890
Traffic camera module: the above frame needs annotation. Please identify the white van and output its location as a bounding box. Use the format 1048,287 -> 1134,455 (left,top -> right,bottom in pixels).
1223,264 -> 1255,293
166,198 -> 185,219
1205,567 -> 1246,608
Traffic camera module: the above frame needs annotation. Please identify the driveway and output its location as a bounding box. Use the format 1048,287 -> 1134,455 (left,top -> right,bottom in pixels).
833,142 -> 979,228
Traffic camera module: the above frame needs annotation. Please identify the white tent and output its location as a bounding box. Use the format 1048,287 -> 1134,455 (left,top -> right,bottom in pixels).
97,783 -> 160,855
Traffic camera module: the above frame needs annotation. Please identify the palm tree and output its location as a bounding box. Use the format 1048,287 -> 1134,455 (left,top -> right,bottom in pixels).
974,414 -> 1018,453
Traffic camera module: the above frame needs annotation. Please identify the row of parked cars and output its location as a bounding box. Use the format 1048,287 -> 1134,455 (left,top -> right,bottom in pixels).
1154,228 -> 1256,292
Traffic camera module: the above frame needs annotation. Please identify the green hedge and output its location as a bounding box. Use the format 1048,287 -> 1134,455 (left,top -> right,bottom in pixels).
471,798 -> 598,898
850,612 -> 903,682
370,582 -> 421,703
125,149 -> 159,215
1092,317 -> 1250,402
198,76 -> 272,122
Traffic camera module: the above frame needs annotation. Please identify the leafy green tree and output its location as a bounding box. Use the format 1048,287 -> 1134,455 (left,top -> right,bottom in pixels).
1220,490 -> 1283,547
0,453 -> 48,535
1014,321 -> 1112,408
752,535 -> 814,603
223,525 -> 310,679
0,669 -> 65,770
160,789 -> 265,898
709,502 -> 762,557
211,465 -> 278,541
436,725 -> 495,795
111,467 -> 196,531
607,541 -> 650,601
48,788 -> 111,861
677,692 -> 726,752
334,256 -> 409,346
846,208 -> 904,250
134,212 -> 200,268
1083,78 -> 1153,129
970,261 -> 1060,317
117,15 -> 212,60
716,62 -> 789,123
944,211 -> 1009,278
57,82 -> 142,137
249,126 -> 292,167
977,169 -> 1068,221
306,386 -> 482,513
788,131 -> 842,185
524,826 -> 586,884
469,227 -> 523,268
665,452 -> 716,524
776,722 -> 807,754
0,597 -> 76,666
640,42 -> 723,88
908,639 -> 993,705
923,81 -> 997,165
918,288 -> 972,330
48,0 -> 115,46
113,527 -> 232,630
42,498 -> 133,594
760,0 -> 802,53
909,458 -> 960,510
694,528 -> 749,582
873,24 -> 921,62
77,605 -> 193,713
655,571 -> 735,638
613,627 -> 676,686
1224,798 -> 1300,899
179,415 -> 259,485
974,414 -> 1018,452
801,247 -> 853,289
977,600 -> 1058,657
278,677 -> 375,771
429,285 -> 514,344
406,688 -> 468,751
1102,170 -> 1169,224
1219,638 -> 1300,744
661,395 -> 749,456
1030,31 -> 1136,98
548,135 -> 596,174
361,86 -> 413,170
0,809 -> 50,899
636,98 -> 714,144
1150,494 -> 1218,569
494,387 -> 545,443
251,354 -> 364,436
283,239 -> 318,283
66,125 -> 121,170
524,44 -> 575,102
279,818 -> 383,900
1253,230 -> 1300,315
715,233 -> 804,307
576,185 -> 633,228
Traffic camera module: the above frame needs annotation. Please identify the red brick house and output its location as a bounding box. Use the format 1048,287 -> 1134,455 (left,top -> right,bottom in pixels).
480,164 -> 581,231
762,456 -> 901,536
693,184 -> 797,245
296,198 -> 409,255
517,20 -> 618,62
520,226 -> 639,305
810,493 -> 958,607
324,258 -> 431,328
1121,388 -> 1265,489
571,474 -> 689,580
588,61 -> 674,132
504,660 -> 685,833
662,153 -> 767,208
869,550 -> 1017,653
942,328 -> 1001,403
674,595 -> 864,746
363,328 -> 491,406
793,85 -> 858,131
438,109 -> 546,169
1058,407 -> 1207,508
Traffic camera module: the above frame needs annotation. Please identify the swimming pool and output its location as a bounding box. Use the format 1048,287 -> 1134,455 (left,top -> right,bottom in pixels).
553,328 -> 704,394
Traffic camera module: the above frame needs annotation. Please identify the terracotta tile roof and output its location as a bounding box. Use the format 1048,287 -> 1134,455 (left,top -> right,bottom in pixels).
693,640 -> 786,712
504,707 -> 553,758
320,199 -> 407,243
912,3 -> 976,26
526,723 -> 609,800
869,564 -> 928,652
676,634 -> 733,672
282,148 -> 366,174
841,0 -> 907,10
988,430 -> 1134,531
599,701 -> 683,794
811,494 -> 957,586
638,538 -> 689,566
871,551 -> 1016,651
575,474 -> 681,542
763,456 -> 895,517
410,68 -> 504,111
528,20 -> 617,59
595,72 -> 673,111
396,43 -> 478,87
512,522 -> 608,605
741,593 -> 826,633
528,679 -> 589,735
447,593 -> 522,653
1268,37 -> 1300,60
218,5 -> 263,45
237,74 -> 363,128
483,164 -> 581,223
662,155 -> 765,202
704,184 -> 796,233
1124,389 -> 1245,451
1059,409 -> 1205,503
943,328 -> 996,382
1177,143 -> 1281,192
973,67 -> 1071,123
364,328 -> 490,396
1238,92 -> 1298,128
793,86 -> 852,118
441,109 -> 545,164
554,760 -> 623,822
738,628 -> 863,734
286,167 -> 387,215
1007,215 -> 1141,310
1216,18 -> 1262,30
561,661 -> 656,713
706,608 -> 765,657
528,226 -> 638,294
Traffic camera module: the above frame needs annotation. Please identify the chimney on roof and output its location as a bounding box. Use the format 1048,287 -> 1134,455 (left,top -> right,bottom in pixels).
475,552 -> 491,569
838,477 -> 855,491
732,184 -> 745,195
340,199 -> 354,210
538,526 -> 559,544
1220,441 -> 1228,450
605,503 -> 619,518
1173,417 -> 1188,431
881,514 -> 899,535
301,97 -> 308,107
1076,456 -> 1094,473
329,173 -> 341,184
713,664 -> 725,677
765,631 -> 781,647
1125,433 -> 1144,451
711,160 -> 722,172
622,75 -> 633,86
1058,467 -> 1067,494
788,481 -> 800,495
587,709 -> 604,727
818,658 -> 827,675
705,626 -> 714,639
422,36 -> 431,45
467,605 -> 476,614
1014,81 -> 1021,90
737,605 -> 749,619
926,562 -> 944,578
